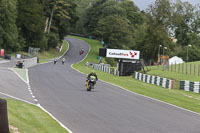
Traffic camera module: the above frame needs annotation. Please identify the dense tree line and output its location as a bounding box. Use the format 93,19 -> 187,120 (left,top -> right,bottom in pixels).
0,0 -> 78,52
75,0 -> 200,62
0,0 -> 200,62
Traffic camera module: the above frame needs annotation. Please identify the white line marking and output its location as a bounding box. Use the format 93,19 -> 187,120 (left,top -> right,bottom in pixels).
26,69 -> 29,83
100,79 -> 200,115
0,92 -> 35,105
0,92 -> 73,133
26,68 -> 73,133
34,99 -> 38,102
38,105 -> 73,133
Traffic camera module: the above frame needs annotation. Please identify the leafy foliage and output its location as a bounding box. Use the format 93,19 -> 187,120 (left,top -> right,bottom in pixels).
95,15 -> 133,49
0,0 -> 19,52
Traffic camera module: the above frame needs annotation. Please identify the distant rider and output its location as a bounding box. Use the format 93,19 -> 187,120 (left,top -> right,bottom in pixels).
62,58 -> 65,64
80,48 -> 85,55
54,59 -> 57,64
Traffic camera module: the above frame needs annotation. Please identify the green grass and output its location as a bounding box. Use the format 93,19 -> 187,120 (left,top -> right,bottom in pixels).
11,40 -> 69,63
11,68 -> 27,83
6,99 -> 68,133
71,35 -> 200,113
38,40 -> 69,63
146,63 -> 200,89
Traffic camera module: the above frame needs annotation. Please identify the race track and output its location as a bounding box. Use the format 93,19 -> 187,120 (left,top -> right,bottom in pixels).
29,37 -> 200,133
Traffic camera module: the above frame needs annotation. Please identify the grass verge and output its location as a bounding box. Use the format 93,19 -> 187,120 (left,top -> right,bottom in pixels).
11,68 -> 27,83
11,40 -> 69,64
70,35 -> 200,113
38,40 -> 69,63
5,99 -> 68,133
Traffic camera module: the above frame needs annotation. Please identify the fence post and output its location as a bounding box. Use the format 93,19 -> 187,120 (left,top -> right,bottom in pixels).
199,65 -> 200,76
190,64 -> 192,75
0,99 -> 9,133
175,63 -> 176,72
182,63 -> 184,74
171,64 -> 173,72
194,64 -> 196,76
186,64 -> 188,75
178,63 -> 180,73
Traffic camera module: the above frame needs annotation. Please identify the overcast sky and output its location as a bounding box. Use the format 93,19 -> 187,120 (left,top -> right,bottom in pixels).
132,0 -> 200,10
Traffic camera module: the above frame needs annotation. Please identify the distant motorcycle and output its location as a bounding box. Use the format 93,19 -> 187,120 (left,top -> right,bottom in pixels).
86,76 -> 96,91
54,59 -> 57,64
62,58 -> 65,64
79,48 -> 84,55
79,50 -> 84,55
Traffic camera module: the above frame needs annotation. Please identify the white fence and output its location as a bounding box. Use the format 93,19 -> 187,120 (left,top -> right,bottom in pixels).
86,62 -> 119,76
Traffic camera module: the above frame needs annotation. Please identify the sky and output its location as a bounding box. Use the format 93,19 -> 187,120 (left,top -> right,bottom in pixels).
132,0 -> 200,10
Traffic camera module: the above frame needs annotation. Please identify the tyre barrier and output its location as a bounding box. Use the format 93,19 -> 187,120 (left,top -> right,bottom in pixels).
180,81 -> 200,93
0,99 -> 9,133
134,72 -> 174,89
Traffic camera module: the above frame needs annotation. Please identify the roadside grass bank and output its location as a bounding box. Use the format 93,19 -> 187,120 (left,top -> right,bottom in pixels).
71,35 -> 200,113
5,99 -> 68,133
38,40 -> 69,63
147,63 -> 200,89
11,39 -> 68,63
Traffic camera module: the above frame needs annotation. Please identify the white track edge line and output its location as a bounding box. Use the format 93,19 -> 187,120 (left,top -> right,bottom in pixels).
70,41 -> 200,116
0,92 -> 73,133
27,64 -> 73,133
0,92 -> 35,105
38,105 -> 73,133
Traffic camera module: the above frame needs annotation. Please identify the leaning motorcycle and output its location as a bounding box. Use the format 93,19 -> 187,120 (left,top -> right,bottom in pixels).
86,76 -> 96,91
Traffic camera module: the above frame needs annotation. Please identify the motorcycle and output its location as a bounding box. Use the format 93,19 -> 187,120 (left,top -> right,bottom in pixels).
79,50 -> 84,55
86,76 -> 96,91
54,59 -> 57,64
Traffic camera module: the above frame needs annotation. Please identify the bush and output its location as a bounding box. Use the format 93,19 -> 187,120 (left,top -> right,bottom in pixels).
105,57 -> 117,67
46,33 -> 59,49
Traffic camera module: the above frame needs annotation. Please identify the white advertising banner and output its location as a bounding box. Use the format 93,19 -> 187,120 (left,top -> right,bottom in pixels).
106,49 -> 140,59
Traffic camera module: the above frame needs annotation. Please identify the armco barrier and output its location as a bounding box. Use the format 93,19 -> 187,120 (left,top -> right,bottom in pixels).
180,81 -> 200,93
16,57 -> 38,69
134,72 -> 174,89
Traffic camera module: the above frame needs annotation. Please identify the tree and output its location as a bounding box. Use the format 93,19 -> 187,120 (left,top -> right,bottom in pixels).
0,0 -> 19,52
95,15 -> 133,49
84,0 -> 126,33
17,0 -> 47,50
119,0 -> 143,30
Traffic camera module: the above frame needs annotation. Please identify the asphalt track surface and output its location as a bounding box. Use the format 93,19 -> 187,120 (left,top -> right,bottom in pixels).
0,59 -> 34,103
28,37 -> 200,133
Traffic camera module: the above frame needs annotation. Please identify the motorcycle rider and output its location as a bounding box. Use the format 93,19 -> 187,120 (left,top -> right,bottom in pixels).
54,59 -> 57,64
62,58 -> 65,64
86,71 -> 98,86
80,48 -> 84,55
